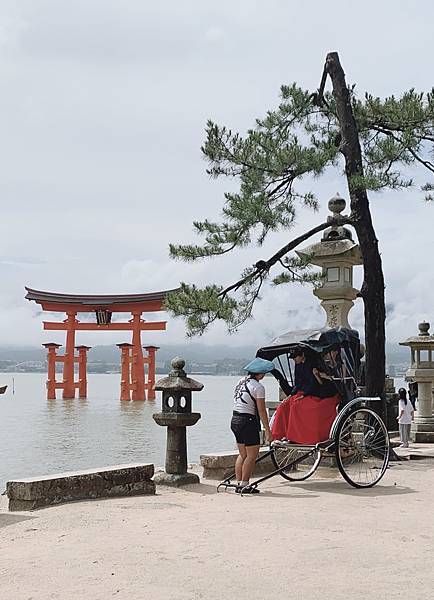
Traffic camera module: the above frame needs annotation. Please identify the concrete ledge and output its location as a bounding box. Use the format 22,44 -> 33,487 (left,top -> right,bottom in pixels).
153,471 -> 200,487
7,463 -> 155,511
200,448 -> 274,480
391,438 -> 434,460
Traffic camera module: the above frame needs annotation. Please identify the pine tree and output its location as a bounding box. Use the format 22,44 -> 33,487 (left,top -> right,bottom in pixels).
167,52 -> 434,407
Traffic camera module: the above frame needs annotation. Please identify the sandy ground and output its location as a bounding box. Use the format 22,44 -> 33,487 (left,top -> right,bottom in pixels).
1,460 -> 434,600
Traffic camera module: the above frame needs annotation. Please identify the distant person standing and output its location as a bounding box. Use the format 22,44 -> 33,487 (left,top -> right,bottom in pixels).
408,381 -> 418,410
397,388 -> 414,448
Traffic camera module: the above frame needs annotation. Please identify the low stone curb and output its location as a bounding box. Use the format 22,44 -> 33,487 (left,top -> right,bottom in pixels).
7,463 -> 155,511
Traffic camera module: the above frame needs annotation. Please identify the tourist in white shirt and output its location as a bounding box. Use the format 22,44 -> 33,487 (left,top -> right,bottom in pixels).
397,388 -> 414,448
230,357 -> 274,494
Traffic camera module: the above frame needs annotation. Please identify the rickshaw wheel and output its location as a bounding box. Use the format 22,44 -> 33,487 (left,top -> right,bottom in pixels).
335,407 -> 390,488
271,444 -> 321,481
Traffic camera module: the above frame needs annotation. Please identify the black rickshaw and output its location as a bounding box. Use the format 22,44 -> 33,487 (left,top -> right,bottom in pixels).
218,327 -> 390,494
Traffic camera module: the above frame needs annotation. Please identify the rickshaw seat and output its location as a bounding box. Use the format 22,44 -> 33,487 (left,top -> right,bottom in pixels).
271,391 -> 340,445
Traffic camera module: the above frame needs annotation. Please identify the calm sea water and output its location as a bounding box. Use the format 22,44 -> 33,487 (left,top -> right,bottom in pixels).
0,373 -> 278,490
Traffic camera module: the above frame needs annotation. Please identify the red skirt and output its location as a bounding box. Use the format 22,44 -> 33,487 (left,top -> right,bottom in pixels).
271,391 -> 340,445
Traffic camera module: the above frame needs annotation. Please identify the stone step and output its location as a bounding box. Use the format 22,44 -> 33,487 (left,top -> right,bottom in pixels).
200,448 -> 340,480
412,423 -> 434,432
7,463 -> 155,511
200,448 -> 275,480
413,432 -> 434,443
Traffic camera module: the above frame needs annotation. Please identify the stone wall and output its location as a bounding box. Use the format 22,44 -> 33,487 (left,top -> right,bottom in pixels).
7,463 -> 155,511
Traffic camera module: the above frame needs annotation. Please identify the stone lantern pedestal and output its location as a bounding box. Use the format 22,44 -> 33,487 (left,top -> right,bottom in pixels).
153,357 -> 203,486
400,322 -> 434,443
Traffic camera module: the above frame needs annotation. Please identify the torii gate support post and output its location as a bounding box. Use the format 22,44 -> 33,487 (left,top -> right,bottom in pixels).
43,343 -> 62,400
144,345 -> 159,400
131,311 -> 146,401
63,311 -> 78,399
75,345 -> 91,399
117,343 -> 133,401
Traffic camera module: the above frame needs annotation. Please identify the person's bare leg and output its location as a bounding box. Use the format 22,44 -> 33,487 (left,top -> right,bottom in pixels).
235,444 -> 247,482
241,445 -> 260,483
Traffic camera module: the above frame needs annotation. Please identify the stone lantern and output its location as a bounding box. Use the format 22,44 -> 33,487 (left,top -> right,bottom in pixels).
296,193 -> 363,328
399,321 -> 434,443
153,357 -> 203,485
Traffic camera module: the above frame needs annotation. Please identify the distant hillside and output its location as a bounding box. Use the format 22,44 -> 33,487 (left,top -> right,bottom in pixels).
384,345 -> 410,364
85,343 -> 256,363
0,342 -> 410,364
0,343 -> 256,364
0,347 -> 47,362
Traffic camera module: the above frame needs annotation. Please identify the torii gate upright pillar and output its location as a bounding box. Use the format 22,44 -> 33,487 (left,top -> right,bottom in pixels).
43,342 -> 62,400
131,311 -> 146,401
144,345 -> 159,400
75,345 -> 91,399
117,343 -> 133,401
63,311 -> 78,399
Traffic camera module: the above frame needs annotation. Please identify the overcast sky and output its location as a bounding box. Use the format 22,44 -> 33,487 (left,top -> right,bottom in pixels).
0,0 -> 433,351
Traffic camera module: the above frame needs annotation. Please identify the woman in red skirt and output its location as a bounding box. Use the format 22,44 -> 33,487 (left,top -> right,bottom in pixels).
271,348 -> 340,445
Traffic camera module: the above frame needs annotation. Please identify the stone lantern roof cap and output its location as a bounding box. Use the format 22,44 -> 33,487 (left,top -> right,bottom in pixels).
399,321 -> 434,347
154,357 -> 204,391
297,239 -> 361,260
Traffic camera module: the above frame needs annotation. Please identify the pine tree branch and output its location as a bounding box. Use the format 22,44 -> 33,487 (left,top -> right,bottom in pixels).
219,216 -> 351,297
317,66 -> 329,105
277,258 -> 312,282
278,260 -> 303,281
371,125 -> 434,173
365,118 -> 434,142
228,274 -> 266,332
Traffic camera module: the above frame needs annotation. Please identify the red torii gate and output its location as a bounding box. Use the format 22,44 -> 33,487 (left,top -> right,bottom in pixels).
25,287 -> 176,401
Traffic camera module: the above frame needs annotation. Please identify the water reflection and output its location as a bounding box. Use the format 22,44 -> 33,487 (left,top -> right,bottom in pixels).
0,372 -> 278,489
119,400 -> 145,414
49,397 -> 88,408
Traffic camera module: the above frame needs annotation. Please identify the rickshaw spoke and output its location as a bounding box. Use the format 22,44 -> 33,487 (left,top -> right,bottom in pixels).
271,443 -> 321,481
335,407 -> 389,488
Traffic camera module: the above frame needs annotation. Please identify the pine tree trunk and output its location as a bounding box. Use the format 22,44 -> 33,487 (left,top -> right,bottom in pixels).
325,52 -> 386,413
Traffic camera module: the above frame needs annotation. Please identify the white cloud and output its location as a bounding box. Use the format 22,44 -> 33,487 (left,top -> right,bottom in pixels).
120,258 -> 209,291
0,0 -> 433,350
203,27 -> 224,44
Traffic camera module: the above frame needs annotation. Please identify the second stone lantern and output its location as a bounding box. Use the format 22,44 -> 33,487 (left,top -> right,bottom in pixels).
296,193 -> 363,329
399,322 -> 434,443
153,357 -> 203,486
